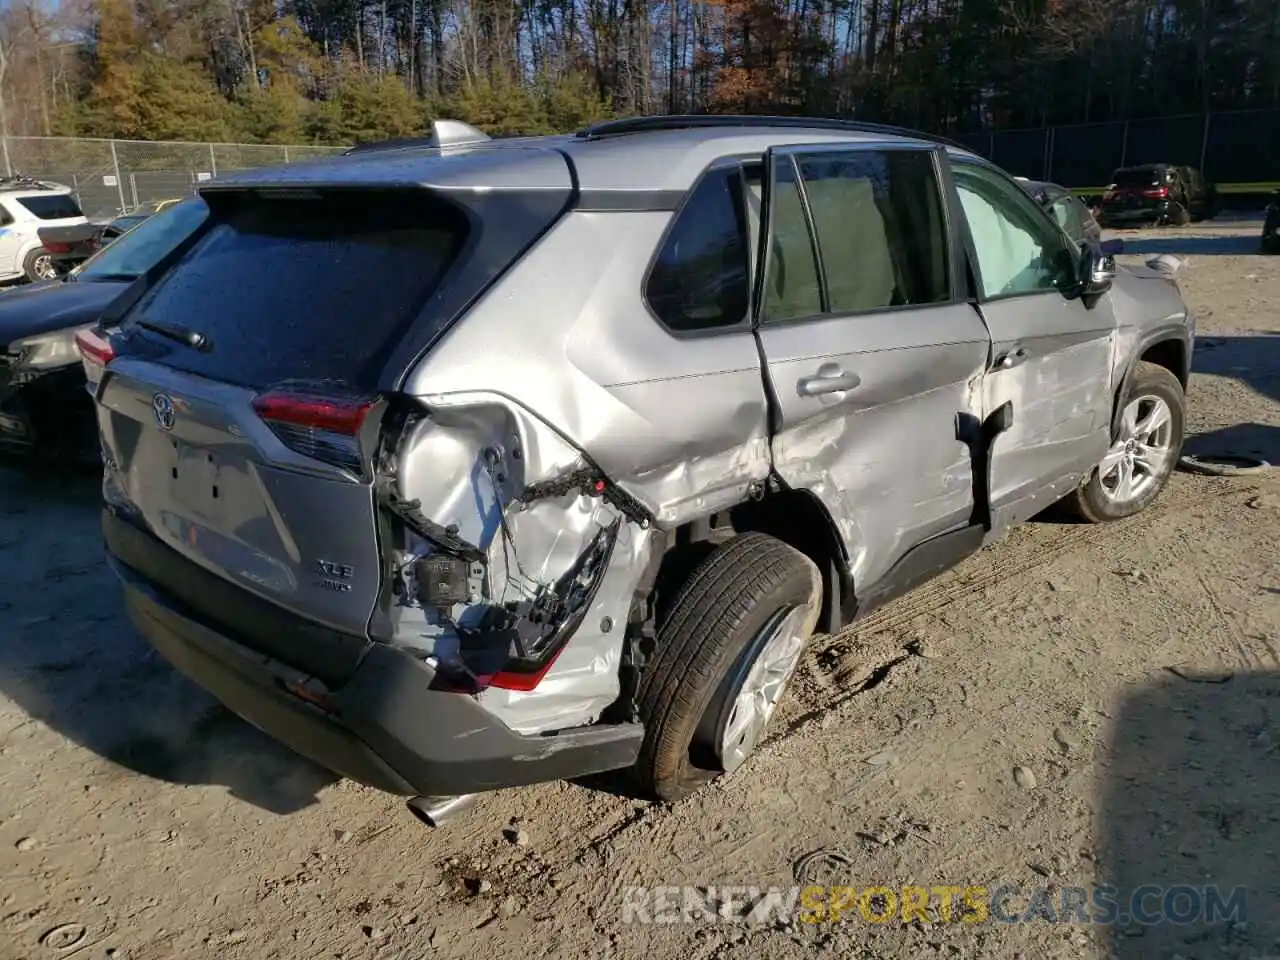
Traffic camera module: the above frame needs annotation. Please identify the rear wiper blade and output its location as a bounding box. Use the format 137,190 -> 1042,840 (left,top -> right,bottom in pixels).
136,318 -> 211,351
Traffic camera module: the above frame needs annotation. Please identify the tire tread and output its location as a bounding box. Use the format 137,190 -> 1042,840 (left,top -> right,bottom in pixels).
635,533 -> 814,801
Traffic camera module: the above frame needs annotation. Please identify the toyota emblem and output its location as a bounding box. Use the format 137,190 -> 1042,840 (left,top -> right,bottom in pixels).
152,393 -> 176,431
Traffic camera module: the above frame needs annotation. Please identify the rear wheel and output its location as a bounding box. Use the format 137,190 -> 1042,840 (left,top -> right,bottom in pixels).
22,248 -> 56,283
1067,362 -> 1185,523
634,532 -> 821,802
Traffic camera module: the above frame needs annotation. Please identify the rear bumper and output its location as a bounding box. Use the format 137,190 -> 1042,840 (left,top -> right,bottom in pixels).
1100,203 -> 1168,225
104,510 -> 644,797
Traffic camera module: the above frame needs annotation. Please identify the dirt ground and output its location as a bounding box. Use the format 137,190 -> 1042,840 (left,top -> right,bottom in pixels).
3,220 -> 1280,960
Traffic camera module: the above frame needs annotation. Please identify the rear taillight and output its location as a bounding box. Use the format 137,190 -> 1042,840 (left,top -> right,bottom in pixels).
74,327 -> 115,389
251,388 -> 375,471
487,648 -> 569,692
1142,186 -> 1169,199
42,241 -> 73,254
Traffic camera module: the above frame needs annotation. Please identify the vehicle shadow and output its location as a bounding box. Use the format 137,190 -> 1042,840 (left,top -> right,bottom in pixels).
1116,234 -> 1261,257
0,464 -> 337,815
1192,332 -> 1280,409
1099,670 -> 1280,958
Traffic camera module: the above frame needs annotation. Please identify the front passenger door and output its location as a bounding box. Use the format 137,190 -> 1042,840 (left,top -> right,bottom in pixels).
948,158 -> 1117,533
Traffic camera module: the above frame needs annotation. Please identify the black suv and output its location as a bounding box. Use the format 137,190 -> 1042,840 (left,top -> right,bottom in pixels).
1099,164 -> 1216,228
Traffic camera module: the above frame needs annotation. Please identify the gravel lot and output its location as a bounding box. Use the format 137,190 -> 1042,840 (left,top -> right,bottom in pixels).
2,220 -> 1279,960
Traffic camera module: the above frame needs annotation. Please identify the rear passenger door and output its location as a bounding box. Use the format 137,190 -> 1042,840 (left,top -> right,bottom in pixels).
754,143 -> 992,599
947,157 -> 1116,531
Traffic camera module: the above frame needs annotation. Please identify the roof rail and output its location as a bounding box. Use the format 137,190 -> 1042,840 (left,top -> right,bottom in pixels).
0,173 -> 65,192
344,119 -> 492,156
575,114 -> 967,150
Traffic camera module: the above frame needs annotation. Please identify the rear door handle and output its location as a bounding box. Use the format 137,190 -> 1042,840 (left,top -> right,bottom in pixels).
994,346 -> 1029,370
797,366 -> 861,397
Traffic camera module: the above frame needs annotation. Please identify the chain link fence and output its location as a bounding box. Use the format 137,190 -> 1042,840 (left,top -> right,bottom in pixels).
953,108 -> 1280,193
0,136 -> 349,219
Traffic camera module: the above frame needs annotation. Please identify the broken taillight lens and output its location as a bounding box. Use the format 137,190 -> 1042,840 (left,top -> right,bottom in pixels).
252,388 -> 375,471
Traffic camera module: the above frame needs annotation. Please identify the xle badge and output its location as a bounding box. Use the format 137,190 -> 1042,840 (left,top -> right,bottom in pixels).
314,559 -> 354,593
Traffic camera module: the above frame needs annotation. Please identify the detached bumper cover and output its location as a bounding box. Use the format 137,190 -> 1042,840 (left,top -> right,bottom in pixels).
104,510 -> 644,797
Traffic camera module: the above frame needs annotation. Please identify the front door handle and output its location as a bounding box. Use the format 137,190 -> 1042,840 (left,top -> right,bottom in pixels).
797,366 -> 861,397
994,346 -> 1029,370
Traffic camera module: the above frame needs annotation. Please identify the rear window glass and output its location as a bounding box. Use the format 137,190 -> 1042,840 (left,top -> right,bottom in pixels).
120,190 -> 469,391
17,193 -> 83,220
1112,168 -> 1164,189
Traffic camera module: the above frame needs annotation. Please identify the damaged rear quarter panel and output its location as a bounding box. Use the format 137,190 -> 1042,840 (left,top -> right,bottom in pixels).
403,210 -> 773,524
391,210 -> 771,734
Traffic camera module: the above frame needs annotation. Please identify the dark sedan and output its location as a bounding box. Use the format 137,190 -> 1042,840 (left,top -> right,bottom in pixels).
1,197 -> 208,461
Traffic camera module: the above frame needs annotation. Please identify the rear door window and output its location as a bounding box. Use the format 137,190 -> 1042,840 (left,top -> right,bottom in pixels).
761,158 -> 823,322
118,189 -> 469,391
17,194 -> 83,220
790,148 -> 950,314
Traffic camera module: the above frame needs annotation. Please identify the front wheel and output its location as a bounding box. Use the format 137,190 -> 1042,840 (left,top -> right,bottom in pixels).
633,532 -> 822,802
1067,362 -> 1185,523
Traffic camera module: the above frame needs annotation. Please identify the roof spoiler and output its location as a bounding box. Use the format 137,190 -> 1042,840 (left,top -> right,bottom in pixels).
343,120 -> 492,156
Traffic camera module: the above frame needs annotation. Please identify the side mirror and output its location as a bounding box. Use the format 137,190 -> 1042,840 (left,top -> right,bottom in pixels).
1079,244 -> 1116,298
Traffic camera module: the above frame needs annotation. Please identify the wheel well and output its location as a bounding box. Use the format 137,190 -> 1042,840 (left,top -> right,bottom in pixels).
1139,338 -> 1188,389
651,490 -> 850,636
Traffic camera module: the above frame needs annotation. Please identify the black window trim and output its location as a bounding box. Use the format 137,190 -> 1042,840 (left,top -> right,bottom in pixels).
945,155 -> 1083,308
639,153 -> 762,341
754,141 -> 961,331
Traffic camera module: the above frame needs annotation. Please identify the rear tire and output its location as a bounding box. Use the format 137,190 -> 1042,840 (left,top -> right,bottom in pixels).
22,248 -> 56,283
1067,362 -> 1185,523
1168,201 -> 1191,226
633,532 -> 821,802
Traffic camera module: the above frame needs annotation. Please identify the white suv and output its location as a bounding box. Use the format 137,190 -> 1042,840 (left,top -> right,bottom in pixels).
0,177 -> 88,283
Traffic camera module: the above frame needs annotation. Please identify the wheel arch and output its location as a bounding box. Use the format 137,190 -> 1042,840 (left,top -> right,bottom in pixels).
650,488 -> 853,638
1111,329 -> 1190,436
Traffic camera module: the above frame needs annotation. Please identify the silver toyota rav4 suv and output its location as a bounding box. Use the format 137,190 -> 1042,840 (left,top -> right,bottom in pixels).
81,116 -> 1193,825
